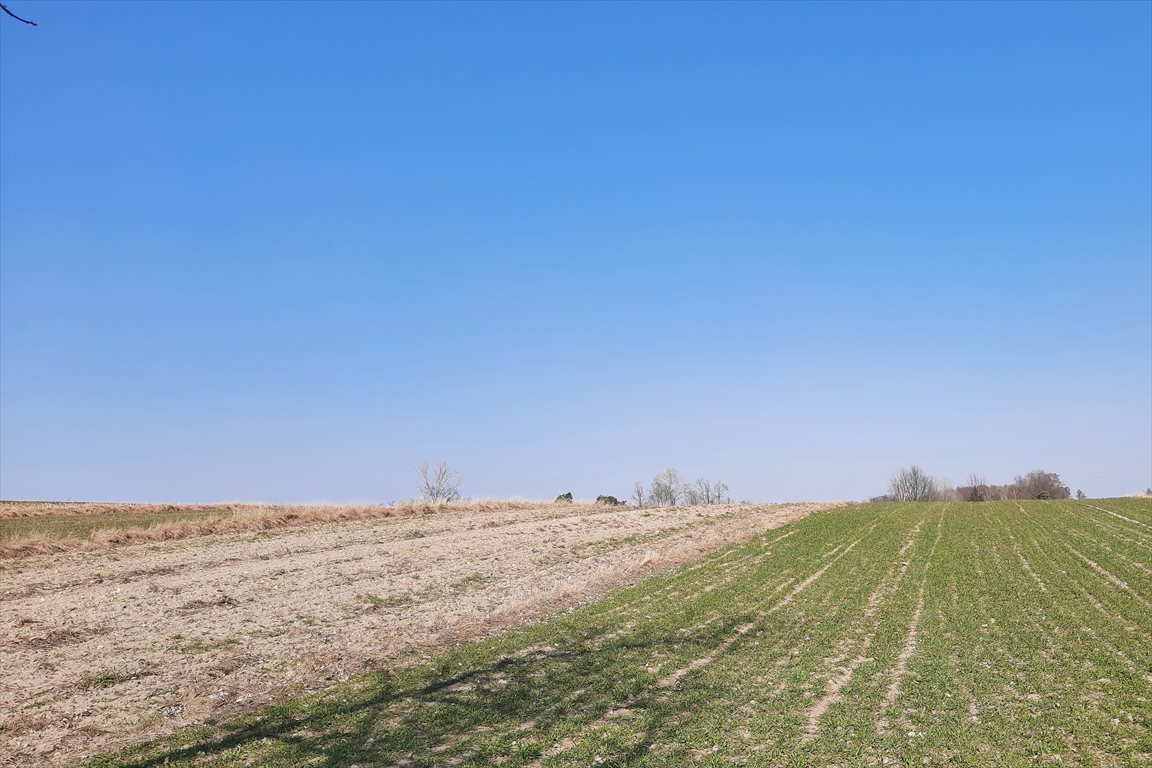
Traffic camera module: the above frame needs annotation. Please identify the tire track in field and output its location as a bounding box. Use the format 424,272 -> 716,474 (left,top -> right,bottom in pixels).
1017,528 -> 1143,635
1065,545 -> 1152,612
1074,624 -> 1142,672
1062,528 -> 1151,577
998,514 -> 1097,662
656,622 -> 758,689
1013,541 -> 1147,672
598,543 -> 803,646
572,527 -> 814,654
524,706 -> 638,768
1014,531 -> 1148,698
999,525 -> 1152,732
990,537 -> 1057,652
602,528 -> 803,625
684,529 -> 800,578
993,524 -> 1147,686
1014,504 -> 1149,630
939,519 -> 995,729
645,528 -> 869,687
936,567 -> 981,725
1076,502 -> 1152,532
1007,529 -> 1047,592
876,511 -> 944,735
1074,585 -> 1141,633
876,582 -> 926,735
762,512 -> 896,615
580,529 -> 810,663
802,516 -> 925,739
765,535 -> 867,614
1055,504 -> 1152,553
527,514 -> 887,764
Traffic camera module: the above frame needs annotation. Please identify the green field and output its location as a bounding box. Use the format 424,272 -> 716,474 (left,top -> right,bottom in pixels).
89,499 -> 1151,767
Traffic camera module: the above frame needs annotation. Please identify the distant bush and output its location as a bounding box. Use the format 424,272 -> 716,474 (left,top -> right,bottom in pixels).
554,492 -> 573,504
595,495 -> 624,506
886,467 -> 1073,502
887,466 -> 944,502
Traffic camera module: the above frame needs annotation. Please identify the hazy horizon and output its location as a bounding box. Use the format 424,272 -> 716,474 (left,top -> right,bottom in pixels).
2,1 -> 1149,504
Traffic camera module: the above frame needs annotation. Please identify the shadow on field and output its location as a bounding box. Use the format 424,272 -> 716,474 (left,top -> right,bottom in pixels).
97,618 -> 753,768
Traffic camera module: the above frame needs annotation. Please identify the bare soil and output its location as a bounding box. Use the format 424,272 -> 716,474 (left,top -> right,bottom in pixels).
0,501 -> 833,766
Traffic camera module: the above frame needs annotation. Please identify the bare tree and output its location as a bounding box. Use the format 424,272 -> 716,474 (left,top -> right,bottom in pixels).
1012,470 -> 1070,500
692,477 -> 731,505
1075,489 -> 1087,500
648,468 -> 686,507
965,473 -> 988,502
416,461 -> 462,503
637,470 -> 731,507
693,478 -> 712,505
888,465 -> 939,502
935,476 -> 956,502
631,481 -> 646,508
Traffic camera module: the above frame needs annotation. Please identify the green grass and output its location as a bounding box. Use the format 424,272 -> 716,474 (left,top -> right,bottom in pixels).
0,509 -> 233,540
85,499 -> 1152,767
76,670 -> 135,691
77,665 -> 156,691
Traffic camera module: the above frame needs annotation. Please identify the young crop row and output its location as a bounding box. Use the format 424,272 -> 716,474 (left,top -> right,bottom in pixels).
87,499 -> 1151,767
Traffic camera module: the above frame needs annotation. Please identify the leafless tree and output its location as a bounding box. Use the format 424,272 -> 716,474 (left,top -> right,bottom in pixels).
888,465 -> 939,502
693,478 -> 730,505
631,481 -> 646,508
416,461 -> 462,503
965,473 -> 988,502
936,476 -> 956,501
636,470 -> 731,507
1075,489 -> 1086,500
1012,470 -> 1070,500
648,468 -> 686,507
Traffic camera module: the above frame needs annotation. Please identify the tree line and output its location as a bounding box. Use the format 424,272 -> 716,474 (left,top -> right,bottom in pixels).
631,468 -> 731,507
874,466 -> 1078,502
415,461 -> 732,507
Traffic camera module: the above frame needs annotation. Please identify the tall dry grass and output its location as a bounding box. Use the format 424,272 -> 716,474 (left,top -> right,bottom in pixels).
1,501 -> 249,519
0,500 -> 544,559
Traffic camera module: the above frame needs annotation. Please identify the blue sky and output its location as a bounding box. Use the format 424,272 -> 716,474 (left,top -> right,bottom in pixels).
1,1 -> 1149,503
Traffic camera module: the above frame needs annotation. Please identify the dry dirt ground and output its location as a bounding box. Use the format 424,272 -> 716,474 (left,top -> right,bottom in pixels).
0,501 -> 834,766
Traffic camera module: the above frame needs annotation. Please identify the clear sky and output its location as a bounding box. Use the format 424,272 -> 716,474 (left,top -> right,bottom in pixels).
1,1 -> 1149,503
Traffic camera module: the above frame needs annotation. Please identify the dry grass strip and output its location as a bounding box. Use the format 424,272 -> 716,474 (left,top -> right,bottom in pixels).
0,500 -> 545,559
